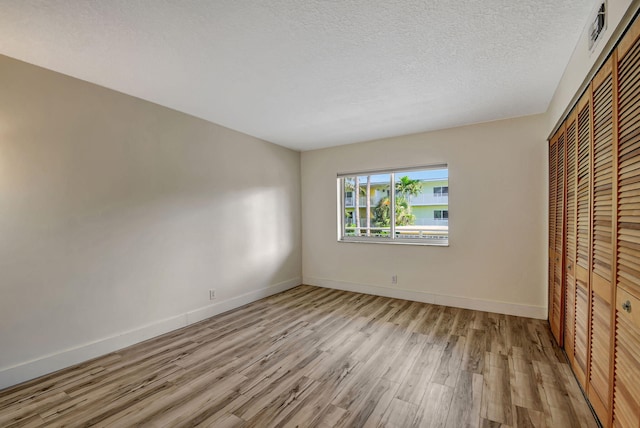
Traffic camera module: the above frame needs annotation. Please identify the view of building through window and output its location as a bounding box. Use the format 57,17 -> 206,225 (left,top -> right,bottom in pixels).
339,165 -> 448,245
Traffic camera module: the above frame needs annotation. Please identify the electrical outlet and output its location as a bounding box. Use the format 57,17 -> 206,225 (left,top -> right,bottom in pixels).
209,289 -> 216,300
392,275 -> 397,284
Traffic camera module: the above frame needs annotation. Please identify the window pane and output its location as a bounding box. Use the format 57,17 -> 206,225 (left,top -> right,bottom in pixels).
394,168 -> 448,243
366,174 -> 391,238
343,177 -> 357,236
343,174 -> 391,238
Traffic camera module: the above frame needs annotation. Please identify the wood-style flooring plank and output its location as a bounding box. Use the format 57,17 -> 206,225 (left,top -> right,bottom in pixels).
377,397 -> 418,428
0,285 -> 598,427
412,382 -> 454,427
431,334 -> 465,387
481,353 -> 513,426
445,370 -> 483,428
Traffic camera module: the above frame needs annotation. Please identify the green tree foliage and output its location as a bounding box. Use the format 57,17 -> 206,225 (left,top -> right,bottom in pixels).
373,197 -> 391,227
373,176 -> 423,227
395,176 -> 422,206
373,196 -> 415,227
394,197 -> 415,225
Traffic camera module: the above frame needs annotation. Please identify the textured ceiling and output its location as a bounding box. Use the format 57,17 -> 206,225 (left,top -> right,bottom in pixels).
0,0 -> 597,151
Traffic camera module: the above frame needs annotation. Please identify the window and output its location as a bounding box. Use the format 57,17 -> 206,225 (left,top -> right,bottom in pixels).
338,164 -> 448,245
344,191 -> 354,207
434,210 -> 448,220
433,186 -> 448,197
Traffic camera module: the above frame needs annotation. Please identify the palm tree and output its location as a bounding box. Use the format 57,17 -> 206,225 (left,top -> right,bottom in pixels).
373,196 -> 415,227
394,197 -> 415,225
395,176 -> 422,207
373,197 -> 391,228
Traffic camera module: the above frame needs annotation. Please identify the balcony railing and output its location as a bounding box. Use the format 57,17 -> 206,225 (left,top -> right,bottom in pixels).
347,218 -> 448,227
344,195 -> 385,207
414,218 -> 449,226
343,225 -> 449,241
345,194 -> 447,207
409,194 -> 448,205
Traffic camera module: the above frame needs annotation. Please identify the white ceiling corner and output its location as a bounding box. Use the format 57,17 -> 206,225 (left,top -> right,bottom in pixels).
0,0 -> 597,151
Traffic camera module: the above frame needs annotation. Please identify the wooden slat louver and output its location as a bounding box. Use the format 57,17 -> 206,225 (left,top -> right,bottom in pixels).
549,138 -> 558,324
590,293 -> 612,415
589,63 -> 615,420
565,114 -> 578,362
574,94 -> 592,384
592,68 -> 614,282
552,130 -> 566,343
575,284 -> 589,376
577,101 -> 592,271
612,290 -> 640,428
612,316 -> 639,427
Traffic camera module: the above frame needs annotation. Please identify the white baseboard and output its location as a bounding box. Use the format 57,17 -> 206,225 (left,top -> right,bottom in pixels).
303,276 -> 547,320
0,277 -> 301,391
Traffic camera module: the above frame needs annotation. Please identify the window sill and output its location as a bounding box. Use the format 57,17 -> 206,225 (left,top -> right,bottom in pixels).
338,237 -> 449,247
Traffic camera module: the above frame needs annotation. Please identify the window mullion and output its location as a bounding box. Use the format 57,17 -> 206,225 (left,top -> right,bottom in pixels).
390,173 -> 395,239
340,178 -> 345,240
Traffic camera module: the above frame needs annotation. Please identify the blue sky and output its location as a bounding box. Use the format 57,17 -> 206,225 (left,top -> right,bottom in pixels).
355,169 -> 448,185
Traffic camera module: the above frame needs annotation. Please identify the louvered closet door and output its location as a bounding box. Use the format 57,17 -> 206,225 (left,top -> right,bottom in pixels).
565,111 -> 578,364
551,128 -> 566,344
617,15 -> 640,301
612,289 -> 640,428
574,92 -> 592,387
613,23 -> 640,428
549,136 -> 558,325
589,58 -> 615,424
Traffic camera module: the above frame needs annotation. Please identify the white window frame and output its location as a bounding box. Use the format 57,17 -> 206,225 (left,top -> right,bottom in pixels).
337,164 -> 449,246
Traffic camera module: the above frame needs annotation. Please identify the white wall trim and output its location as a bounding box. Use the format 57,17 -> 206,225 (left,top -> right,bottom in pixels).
0,277 -> 301,391
303,276 -> 547,320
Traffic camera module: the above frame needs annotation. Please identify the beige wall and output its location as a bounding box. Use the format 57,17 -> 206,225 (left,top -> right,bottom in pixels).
0,55 -> 302,388
302,114 -> 548,318
546,0 -> 634,133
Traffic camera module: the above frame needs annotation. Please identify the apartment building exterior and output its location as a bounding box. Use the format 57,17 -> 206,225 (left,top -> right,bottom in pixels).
344,177 -> 448,228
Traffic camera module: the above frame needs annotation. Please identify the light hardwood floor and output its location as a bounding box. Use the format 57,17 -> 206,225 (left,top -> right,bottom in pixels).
0,285 -> 598,427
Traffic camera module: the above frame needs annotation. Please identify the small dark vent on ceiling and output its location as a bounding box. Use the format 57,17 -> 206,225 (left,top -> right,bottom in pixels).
589,2 -> 606,50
